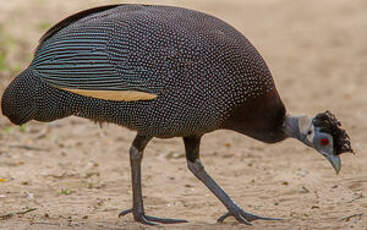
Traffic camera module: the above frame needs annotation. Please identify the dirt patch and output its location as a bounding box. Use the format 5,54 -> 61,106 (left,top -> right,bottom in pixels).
0,0 -> 366,229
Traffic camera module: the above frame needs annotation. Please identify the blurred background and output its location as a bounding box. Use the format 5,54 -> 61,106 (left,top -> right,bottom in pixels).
0,0 -> 365,229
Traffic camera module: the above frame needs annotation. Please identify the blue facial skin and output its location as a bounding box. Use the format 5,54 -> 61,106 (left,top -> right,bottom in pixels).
312,126 -> 341,174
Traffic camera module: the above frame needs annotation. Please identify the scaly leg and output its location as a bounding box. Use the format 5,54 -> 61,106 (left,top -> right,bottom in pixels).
183,136 -> 282,225
119,134 -> 187,225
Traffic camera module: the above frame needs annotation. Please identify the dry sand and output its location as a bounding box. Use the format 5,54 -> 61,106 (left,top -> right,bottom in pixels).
0,0 -> 366,229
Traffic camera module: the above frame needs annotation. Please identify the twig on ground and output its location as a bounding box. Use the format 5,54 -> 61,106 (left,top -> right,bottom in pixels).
341,213 -> 363,222
0,213 -> 14,220
16,208 -> 37,215
0,208 -> 37,220
33,222 -> 61,226
9,145 -> 49,151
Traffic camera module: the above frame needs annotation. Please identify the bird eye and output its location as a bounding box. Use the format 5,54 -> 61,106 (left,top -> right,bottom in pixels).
321,138 -> 329,145
307,130 -> 312,135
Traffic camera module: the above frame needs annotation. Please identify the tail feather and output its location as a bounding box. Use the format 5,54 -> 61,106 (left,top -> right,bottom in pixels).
1,69 -> 38,125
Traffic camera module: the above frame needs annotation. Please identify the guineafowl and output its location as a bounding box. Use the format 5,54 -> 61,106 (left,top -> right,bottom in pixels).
1,4 -> 353,225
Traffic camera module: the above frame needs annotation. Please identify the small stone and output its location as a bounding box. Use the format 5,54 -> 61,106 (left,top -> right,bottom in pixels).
24,191 -> 34,200
224,143 -> 231,148
300,186 -> 310,193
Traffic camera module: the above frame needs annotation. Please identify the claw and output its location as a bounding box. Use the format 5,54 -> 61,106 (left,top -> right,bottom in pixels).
119,208 -> 188,225
217,208 -> 283,224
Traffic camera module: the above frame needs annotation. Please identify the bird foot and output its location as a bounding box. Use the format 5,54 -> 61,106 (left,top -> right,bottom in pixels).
217,207 -> 283,225
119,208 -> 188,225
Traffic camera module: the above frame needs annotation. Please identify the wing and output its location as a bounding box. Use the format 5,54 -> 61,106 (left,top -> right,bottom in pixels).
31,5 -> 159,102
36,4 -> 121,51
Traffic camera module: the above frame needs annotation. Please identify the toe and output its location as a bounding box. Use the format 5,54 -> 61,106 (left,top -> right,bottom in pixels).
119,208 -> 187,225
145,215 -> 188,224
118,208 -> 133,218
138,215 -> 159,226
238,209 -> 283,222
217,212 -> 231,222
218,208 -> 283,224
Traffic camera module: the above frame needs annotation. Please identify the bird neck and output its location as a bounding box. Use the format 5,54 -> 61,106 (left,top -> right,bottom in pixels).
222,92 -> 287,143
282,114 -> 303,140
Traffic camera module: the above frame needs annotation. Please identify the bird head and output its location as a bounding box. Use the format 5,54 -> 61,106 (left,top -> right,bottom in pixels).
283,111 -> 353,174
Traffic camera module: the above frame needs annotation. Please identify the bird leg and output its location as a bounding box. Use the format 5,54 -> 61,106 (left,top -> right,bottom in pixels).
183,136 -> 282,225
119,135 -> 187,225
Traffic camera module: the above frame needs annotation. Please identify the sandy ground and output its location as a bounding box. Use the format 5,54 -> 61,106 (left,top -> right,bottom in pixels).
0,0 -> 366,229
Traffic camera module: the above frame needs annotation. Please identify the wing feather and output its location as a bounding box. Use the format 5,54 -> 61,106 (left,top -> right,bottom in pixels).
37,4 -> 121,50
32,8 -> 160,102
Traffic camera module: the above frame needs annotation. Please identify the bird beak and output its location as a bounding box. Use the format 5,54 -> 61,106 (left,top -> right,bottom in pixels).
322,152 -> 341,174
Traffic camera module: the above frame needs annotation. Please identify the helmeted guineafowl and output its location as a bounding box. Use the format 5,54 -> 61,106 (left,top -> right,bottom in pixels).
1,4 -> 353,225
